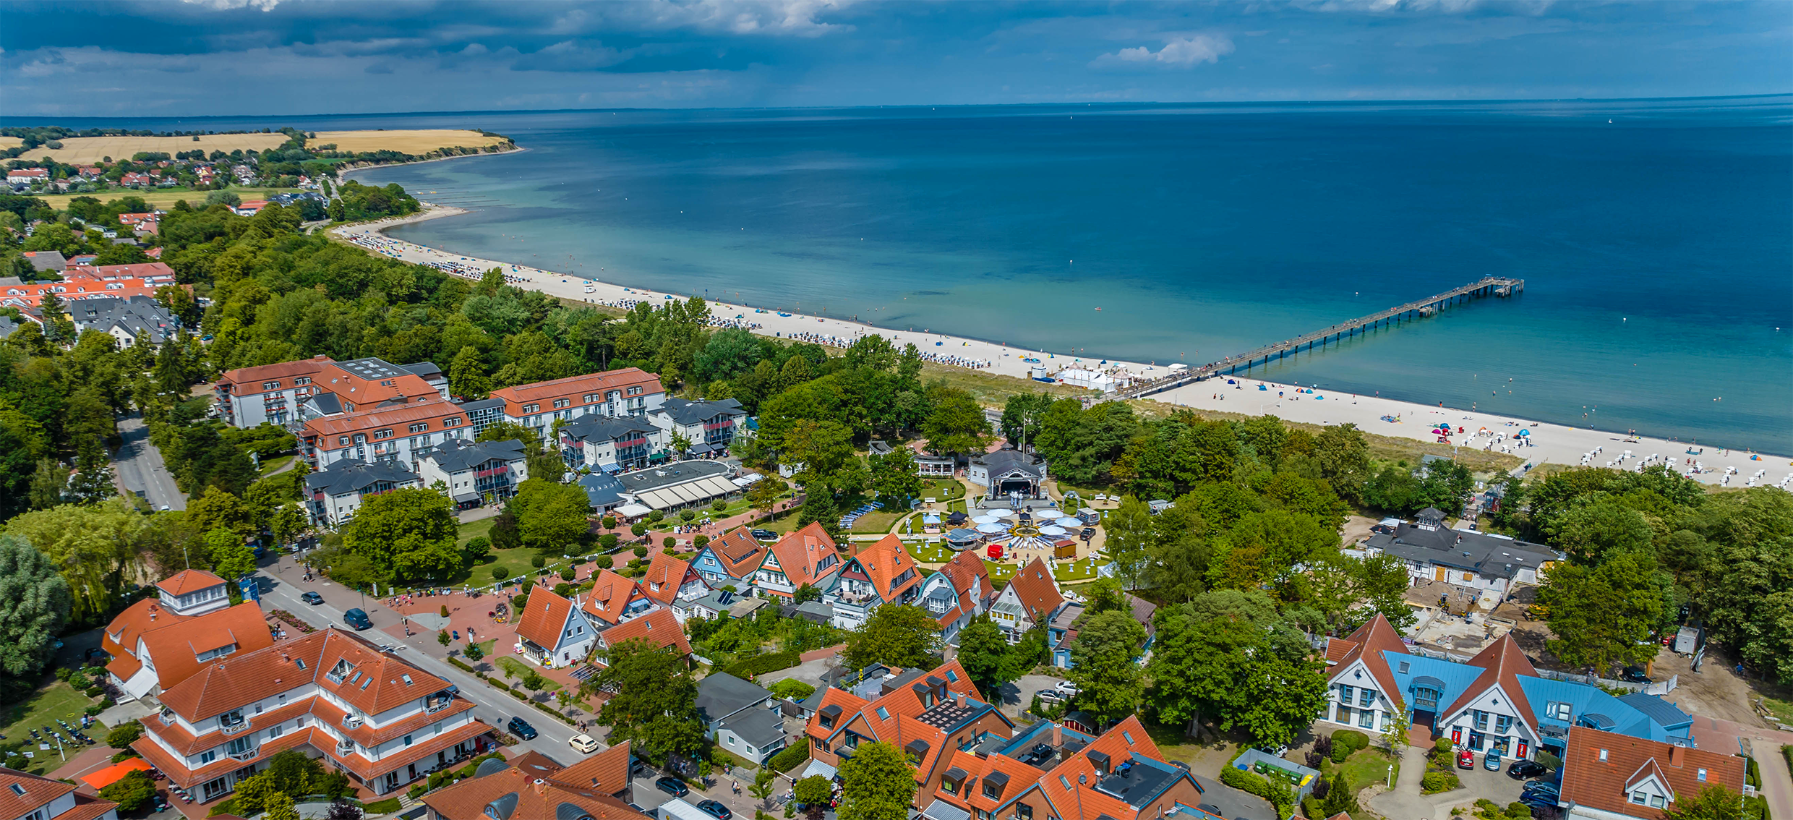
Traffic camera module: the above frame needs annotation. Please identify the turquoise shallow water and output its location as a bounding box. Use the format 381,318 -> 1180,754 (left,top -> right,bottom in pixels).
30,100 -> 1789,450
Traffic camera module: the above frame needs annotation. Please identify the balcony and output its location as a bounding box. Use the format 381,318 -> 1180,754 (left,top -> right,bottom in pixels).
425,697 -> 453,714
229,747 -> 259,762
219,719 -> 252,736
336,739 -> 355,755
341,715 -> 364,729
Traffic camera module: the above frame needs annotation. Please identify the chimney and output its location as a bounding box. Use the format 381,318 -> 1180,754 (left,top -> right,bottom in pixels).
1052,723 -> 1063,749
1669,746 -> 1685,768
533,779 -> 546,794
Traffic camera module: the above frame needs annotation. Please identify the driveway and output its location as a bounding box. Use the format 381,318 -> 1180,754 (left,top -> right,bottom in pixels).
1367,744 -> 1533,820
759,657 -> 833,690
1002,674 -> 1069,716
112,414 -> 185,511
1690,715 -> 1793,820
252,560 -> 584,761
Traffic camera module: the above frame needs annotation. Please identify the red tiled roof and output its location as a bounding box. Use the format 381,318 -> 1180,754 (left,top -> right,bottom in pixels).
581,570 -> 646,626
423,756 -> 642,820
705,529 -> 767,578
554,740 -> 634,797
216,356 -> 334,395
1440,634 -> 1538,730
598,607 -> 689,657
303,400 -> 466,448
1560,727 -> 1745,820
640,552 -> 696,607
1003,558 -> 1062,622
158,628 -> 450,722
489,368 -> 663,416
766,522 -> 842,591
1326,612 -> 1408,703
805,688 -> 869,742
515,586 -> 576,651
850,535 -> 922,604
0,768 -> 86,819
157,569 -> 226,596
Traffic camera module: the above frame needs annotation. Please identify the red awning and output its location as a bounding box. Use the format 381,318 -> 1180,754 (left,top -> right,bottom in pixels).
82,757 -> 152,789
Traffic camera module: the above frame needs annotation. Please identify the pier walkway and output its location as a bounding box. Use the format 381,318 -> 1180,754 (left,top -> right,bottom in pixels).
1119,276 -> 1524,400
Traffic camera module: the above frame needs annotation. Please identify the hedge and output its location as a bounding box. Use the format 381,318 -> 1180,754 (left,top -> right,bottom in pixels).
1220,766 -> 1290,815
1331,729 -> 1370,763
363,798 -> 403,815
724,652 -> 800,679
447,657 -> 474,673
770,743 -> 810,773
1783,745 -> 1792,778
1421,771 -> 1461,794
1744,754 -> 1761,789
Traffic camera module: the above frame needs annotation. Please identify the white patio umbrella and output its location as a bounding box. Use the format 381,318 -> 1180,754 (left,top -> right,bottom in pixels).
989,509 -> 1013,518
975,522 -> 1006,534
972,515 -> 1000,525
1040,526 -> 1068,537
1055,517 -> 1083,528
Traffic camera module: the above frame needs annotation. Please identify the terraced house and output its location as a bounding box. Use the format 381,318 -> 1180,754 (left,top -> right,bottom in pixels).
132,628 -> 494,801
690,529 -> 768,591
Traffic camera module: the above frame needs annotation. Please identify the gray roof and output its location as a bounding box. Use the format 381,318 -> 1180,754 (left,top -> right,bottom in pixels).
921,799 -> 971,820
1617,693 -> 1693,729
561,414 -> 658,445
1363,523 -> 1558,580
333,357 -> 412,381
418,437 -> 526,472
304,460 -> 420,496
658,397 -> 745,426
402,361 -> 444,379
788,601 -> 834,624
973,448 -> 1044,478
64,295 -> 176,343
697,672 -> 772,723
302,393 -> 344,416
616,459 -> 731,493
22,251 -> 65,272
459,397 -> 505,414
717,706 -> 784,748
474,757 -> 510,778
0,315 -> 17,338
578,472 -> 627,508
687,589 -> 737,613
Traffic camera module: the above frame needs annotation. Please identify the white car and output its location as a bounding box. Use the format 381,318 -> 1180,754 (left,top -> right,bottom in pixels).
1053,681 -> 1080,696
1036,690 -> 1065,704
569,734 -> 600,754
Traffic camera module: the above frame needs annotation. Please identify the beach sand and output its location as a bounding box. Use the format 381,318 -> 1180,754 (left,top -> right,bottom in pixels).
335,206 -> 1793,491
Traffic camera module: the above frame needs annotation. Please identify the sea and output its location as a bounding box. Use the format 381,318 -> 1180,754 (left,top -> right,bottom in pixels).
20,98 -> 1793,453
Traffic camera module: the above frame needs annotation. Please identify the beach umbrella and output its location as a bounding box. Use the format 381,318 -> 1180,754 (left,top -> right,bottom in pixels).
1040,526 -> 1068,537
972,515 -> 999,524
990,509 -> 1013,518
1056,517 -> 1082,528
976,523 -> 1006,534
1036,509 -> 1063,519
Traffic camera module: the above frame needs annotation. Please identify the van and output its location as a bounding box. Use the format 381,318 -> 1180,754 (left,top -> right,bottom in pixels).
343,608 -> 373,630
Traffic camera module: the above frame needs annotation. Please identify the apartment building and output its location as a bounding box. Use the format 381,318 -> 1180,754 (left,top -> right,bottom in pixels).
300,401 -> 471,471
303,461 -> 423,528
824,535 -> 922,630
488,368 -> 665,443
651,398 -> 746,457
988,559 -> 1064,644
214,356 -> 446,429
1357,507 -> 1560,596
414,438 -> 529,509
132,628 -> 494,801
918,551 -> 996,643
210,356 -> 334,428
102,570 -> 274,701
0,769 -> 119,820
560,416 -> 663,473
753,522 -> 843,602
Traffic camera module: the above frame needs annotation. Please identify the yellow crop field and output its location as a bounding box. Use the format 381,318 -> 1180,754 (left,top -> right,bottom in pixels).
0,136 -> 23,150
310,129 -> 508,154
15,129 -> 506,166
29,187 -> 300,210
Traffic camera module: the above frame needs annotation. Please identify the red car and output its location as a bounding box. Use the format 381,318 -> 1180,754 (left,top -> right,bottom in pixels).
1457,750 -> 1475,769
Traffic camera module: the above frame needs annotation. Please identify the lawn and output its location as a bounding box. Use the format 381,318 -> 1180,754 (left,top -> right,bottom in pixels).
258,455 -> 294,476
494,657 -> 562,692
1762,696 -> 1793,726
1330,747 -> 1400,795
920,479 -> 964,501
849,510 -> 904,535
0,681 -> 107,775
905,541 -> 958,564
456,517 -> 495,547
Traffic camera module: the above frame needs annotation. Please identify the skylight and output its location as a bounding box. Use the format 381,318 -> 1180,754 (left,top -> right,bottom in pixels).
402,674 -> 414,686
361,676 -> 374,689
876,707 -> 890,720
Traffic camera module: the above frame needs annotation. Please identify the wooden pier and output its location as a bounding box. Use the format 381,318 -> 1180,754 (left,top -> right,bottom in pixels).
1119,276 -> 1524,400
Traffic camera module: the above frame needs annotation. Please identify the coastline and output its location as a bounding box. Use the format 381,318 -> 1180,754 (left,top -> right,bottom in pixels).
333,204 -> 1793,491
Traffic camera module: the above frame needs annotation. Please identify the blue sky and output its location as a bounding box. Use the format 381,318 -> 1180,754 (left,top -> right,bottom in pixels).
2,0 -> 1788,116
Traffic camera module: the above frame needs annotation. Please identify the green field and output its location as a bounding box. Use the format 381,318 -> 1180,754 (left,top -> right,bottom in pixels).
849,510 -> 904,535
0,681 -> 107,775
906,541 -> 957,564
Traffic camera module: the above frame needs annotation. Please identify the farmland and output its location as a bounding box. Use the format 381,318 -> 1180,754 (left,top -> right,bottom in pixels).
12,129 -> 508,165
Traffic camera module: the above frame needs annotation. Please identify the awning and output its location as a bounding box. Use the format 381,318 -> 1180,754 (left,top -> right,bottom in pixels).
82,758 -> 152,789
451,491 -> 480,503
692,443 -> 717,454
615,503 -> 652,518
921,799 -> 971,820
801,759 -> 839,781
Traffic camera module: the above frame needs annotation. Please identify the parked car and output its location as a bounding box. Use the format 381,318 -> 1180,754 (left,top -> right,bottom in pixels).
569,734 -> 600,754
343,608 -> 372,630
1456,749 -> 1475,769
1035,690 -> 1065,704
1054,681 -> 1080,696
751,529 -> 777,541
1484,749 -> 1503,771
695,800 -> 733,820
1621,666 -> 1652,683
1371,518 -> 1400,535
300,591 -> 324,605
1523,782 -> 1560,799
1508,760 -> 1549,779
507,716 -> 538,740
655,777 -> 689,797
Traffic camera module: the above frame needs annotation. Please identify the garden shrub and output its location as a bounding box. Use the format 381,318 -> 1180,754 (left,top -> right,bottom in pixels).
694,535 -> 709,549
106,723 -> 143,748
602,516 -> 617,529
594,554 -> 614,569
712,500 -> 728,512
560,567 -> 576,581
633,546 -> 649,557
1331,730 -> 1370,762
531,555 -> 546,569
1433,738 -> 1453,754
770,742 -> 810,773
664,537 -> 676,549
491,566 -> 507,580
1420,771 -> 1460,794
724,651 -> 801,679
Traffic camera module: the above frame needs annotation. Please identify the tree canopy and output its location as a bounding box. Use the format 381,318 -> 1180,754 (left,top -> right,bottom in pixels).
584,637 -> 705,766
339,486 -> 460,583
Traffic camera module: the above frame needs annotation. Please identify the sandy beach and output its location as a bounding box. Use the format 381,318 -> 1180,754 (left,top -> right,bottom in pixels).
334,205 -> 1793,492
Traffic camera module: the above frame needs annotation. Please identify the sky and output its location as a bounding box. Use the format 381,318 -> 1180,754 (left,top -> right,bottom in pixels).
1,0 -> 1789,117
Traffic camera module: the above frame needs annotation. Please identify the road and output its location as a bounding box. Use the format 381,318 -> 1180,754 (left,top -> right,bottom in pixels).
112,414 -> 186,511
251,560 -> 586,761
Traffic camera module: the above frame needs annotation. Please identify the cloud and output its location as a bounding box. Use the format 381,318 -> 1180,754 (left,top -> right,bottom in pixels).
179,0 -> 284,11
1092,34 -> 1234,68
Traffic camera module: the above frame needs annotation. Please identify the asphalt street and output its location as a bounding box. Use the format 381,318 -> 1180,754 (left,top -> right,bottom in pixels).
112,414 -> 187,511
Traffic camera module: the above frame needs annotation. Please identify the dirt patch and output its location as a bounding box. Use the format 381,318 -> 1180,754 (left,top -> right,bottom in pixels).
1342,514 -> 1379,547
1656,645 -> 1787,728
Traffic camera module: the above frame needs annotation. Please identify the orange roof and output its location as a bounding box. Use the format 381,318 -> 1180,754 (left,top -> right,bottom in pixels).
966,747 -> 1047,811
63,262 -> 176,281
1326,612 -> 1408,701
555,740 -> 634,796
1003,558 -> 1063,622
848,535 -> 922,604
422,755 -> 642,820
805,688 -> 869,742
1440,634 -> 1538,731
157,568 -> 226,596
80,757 -> 152,789
104,598 -> 190,660
1031,716 -> 1181,820
598,608 -> 690,657
159,628 -> 451,721
516,586 -> 576,650
0,769 -> 81,819
216,355 -> 334,395
489,368 -> 663,416
134,601 -> 273,691
581,569 -> 647,626
640,552 -> 700,606
767,522 -> 843,591
318,361 -> 439,406
704,529 -> 767,578
940,551 -> 991,602
1560,727 -> 1746,820
303,400 -> 466,448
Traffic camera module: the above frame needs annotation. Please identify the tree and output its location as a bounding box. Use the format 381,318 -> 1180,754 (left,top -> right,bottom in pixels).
746,475 -> 787,513
794,583 -> 822,604
869,449 -> 922,508
1000,393 -> 1055,450
1067,610 -> 1147,725
749,769 -> 778,808
1555,500 -> 1655,566
793,774 -> 833,819
207,528 -> 257,579
1661,784 -> 1744,820
477,421 -> 566,484
955,616 -> 1015,700
0,535 -> 72,676
838,741 -> 917,820
510,478 -> 593,554
583,637 -> 704,766
1104,496 -> 1155,590
28,458 -> 69,510
106,722 -> 143,749
339,487 -> 460,582
4,498 -> 145,622
1540,550 -> 1667,673
449,346 -> 490,399
262,749 -> 321,796
921,387 -> 989,455
263,793 -> 301,820
464,641 -> 486,664
843,603 -> 942,671
98,770 -> 156,812
782,419 -> 856,489
1146,590 -> 1327,747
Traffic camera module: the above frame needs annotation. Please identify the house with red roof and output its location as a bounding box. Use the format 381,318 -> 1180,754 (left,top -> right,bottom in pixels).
988,557 -> 1064,643
824,534 -> 922,629
804,660 -> 1013,798
0,768 -> 119,820
102,570 -> 275,700
690,528 -> 768,590
579,569 -> 657,627
753,522 -> 843,601
917,550 -> 995,643
638,551 -> 710,618
513,586 -> 598,669
593,607 -> 690,664
420,741 -> 639,820
1557,727 -> 1745,819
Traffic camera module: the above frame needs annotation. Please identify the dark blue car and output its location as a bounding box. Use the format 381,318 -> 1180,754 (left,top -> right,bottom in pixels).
343,608 -> 373,630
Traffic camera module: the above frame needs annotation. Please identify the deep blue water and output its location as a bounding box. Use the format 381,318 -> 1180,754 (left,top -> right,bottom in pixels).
16,100 -> 1791,451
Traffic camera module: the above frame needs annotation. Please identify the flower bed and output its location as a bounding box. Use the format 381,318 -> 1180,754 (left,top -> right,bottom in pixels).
270,610 -> 317,634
